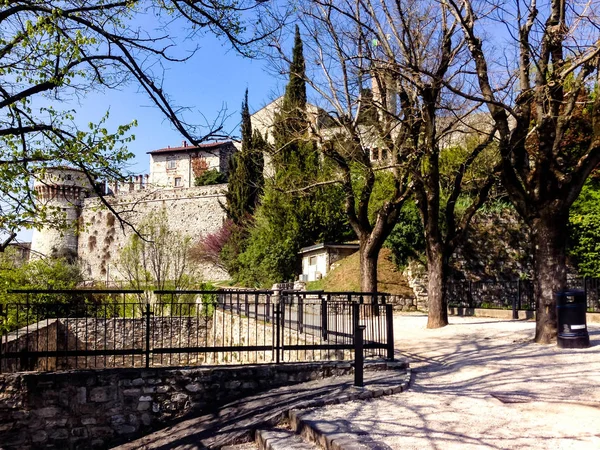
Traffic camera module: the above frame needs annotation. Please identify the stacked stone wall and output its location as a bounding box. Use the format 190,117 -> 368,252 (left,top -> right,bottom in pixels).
77,184 -> 229,282
0,362 -> 355,449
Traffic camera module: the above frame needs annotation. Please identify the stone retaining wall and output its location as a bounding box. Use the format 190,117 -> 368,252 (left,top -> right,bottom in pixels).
0,362 -> 357,449
386,295 -> 419,312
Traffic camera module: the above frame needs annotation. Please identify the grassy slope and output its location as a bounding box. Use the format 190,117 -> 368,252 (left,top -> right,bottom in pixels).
307,247 -> 414,296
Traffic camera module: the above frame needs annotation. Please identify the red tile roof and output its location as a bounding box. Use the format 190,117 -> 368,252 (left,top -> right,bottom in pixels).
147,140 -> 233,155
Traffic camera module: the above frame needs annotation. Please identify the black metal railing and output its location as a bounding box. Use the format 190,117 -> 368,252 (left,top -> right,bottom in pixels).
446,280 -> 535,312
446,278 -> 600,314
0,289 -> 393,373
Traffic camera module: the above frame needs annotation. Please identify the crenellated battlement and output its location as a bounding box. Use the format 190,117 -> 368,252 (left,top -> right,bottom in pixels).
105,174 -> 150,195
34,184 -> 88,202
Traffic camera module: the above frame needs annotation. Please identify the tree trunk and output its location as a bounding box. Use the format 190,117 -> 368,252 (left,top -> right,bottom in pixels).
359,242 -> 378,292
531,212 -> 568,344
426,239 -> 449,328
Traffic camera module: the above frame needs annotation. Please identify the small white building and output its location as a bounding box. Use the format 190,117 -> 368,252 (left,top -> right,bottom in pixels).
299,243 -> 360,282
148,140 -> 235,189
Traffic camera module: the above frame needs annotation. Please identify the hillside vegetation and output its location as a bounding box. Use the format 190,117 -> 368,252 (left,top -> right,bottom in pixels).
307,248 -> 414,296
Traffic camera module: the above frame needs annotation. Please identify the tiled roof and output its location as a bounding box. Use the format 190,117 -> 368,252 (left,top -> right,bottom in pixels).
147,141 -> 233,155
298,242 -> 360,254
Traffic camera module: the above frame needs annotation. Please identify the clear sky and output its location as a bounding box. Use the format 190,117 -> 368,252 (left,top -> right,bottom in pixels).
76,33 -> 284,175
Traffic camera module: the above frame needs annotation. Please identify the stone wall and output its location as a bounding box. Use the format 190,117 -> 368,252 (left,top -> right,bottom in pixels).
400,209 -> 533,310
401,261 -> 429,311
0,320 -> 65,372
0,362 -> 356,449
78,184 -> 229,282
450,209 -> 533,280
386,295 -> 419,312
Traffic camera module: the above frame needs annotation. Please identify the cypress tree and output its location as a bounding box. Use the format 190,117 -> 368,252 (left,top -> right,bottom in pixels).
225,89 -> 263,224
250,129 -> 265,197
272,24 -> 316,176
283,25 -> 307,113
240,89 -> 252,152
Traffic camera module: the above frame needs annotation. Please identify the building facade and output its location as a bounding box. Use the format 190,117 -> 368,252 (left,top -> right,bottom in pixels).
148,140 -> 235,189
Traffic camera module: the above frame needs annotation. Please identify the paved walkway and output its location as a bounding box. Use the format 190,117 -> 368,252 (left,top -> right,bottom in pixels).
305,314 -> 600,449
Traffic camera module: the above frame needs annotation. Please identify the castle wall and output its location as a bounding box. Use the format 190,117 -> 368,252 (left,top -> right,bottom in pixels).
31,205 -> 81,260
77,185 -> 229,283
30,168 -> 93,260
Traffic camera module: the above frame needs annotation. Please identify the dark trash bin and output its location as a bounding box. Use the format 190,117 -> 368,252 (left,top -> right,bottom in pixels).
555,290 -> 590,349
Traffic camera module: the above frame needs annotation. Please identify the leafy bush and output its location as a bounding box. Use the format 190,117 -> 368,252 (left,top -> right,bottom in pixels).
569,178 -> 600,277
0,252 -> 84,332
195,169 -> 226,186
385,201 -> 426,269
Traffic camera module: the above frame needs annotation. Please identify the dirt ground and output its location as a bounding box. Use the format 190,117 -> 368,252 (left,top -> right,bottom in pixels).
306,314 -> 600,449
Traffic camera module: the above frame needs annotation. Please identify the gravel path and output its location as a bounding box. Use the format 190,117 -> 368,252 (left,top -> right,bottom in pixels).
305,314 -> 600,449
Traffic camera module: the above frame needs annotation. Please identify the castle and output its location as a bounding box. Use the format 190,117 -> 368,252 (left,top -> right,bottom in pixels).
30,141 -> 236,283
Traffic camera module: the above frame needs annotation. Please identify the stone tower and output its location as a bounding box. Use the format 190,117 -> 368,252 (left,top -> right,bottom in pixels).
30,167 -> 93,260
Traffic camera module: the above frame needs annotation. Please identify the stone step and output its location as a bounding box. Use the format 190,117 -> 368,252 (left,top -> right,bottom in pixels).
256,428 -> 321,450
289,409 -> 387,450
222,442 -> 259,450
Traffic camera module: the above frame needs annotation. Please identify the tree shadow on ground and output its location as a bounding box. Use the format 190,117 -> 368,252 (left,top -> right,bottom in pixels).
300,318 -> 600,449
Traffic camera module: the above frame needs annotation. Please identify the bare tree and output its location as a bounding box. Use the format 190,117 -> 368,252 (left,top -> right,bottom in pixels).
444,0 -> 600,342
0,0 -> 282,238
116,208 -> 198,295
269,1 -> 498,328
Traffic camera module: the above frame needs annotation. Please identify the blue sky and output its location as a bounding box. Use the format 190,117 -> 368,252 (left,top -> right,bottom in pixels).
77,33 -> 283,175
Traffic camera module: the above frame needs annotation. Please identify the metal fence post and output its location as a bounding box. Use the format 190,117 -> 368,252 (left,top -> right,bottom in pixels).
517,279 -> 522,311
584,276 -> 588,310
352,302 -> 360,337
266,295 -> 271,323
512,283 -> 518,320
297,294 -> 304,334
321,297 -> 328,341
386,304 -> 394,360
468,280 -> 473,308
354,325 -> 365,387
275,303 -> 281,364
145,303 -> 151,368
0,304 -> 3,373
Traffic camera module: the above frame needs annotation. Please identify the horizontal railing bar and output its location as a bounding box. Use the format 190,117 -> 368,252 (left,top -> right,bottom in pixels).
2,349 -> 146,358
281,290 -> 390,296
1,342 -> 387,361
154,290 -> 274,295
282,343 -> 386,351
152,345 -> 274,354
7,289 -> 145,294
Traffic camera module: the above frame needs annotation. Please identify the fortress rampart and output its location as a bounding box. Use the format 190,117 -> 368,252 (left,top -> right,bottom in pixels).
77,184 -> 229,282
30,167 -> 229,282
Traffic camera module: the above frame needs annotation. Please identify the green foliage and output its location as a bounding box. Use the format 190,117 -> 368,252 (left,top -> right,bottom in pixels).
224,90 -> 265,224
232,175 -> 352,287
385,201 -> 426,268
227,27 -> 352,287
0,251 -> 84,332
569,179 -> 600,277
195,169 -> 226,186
